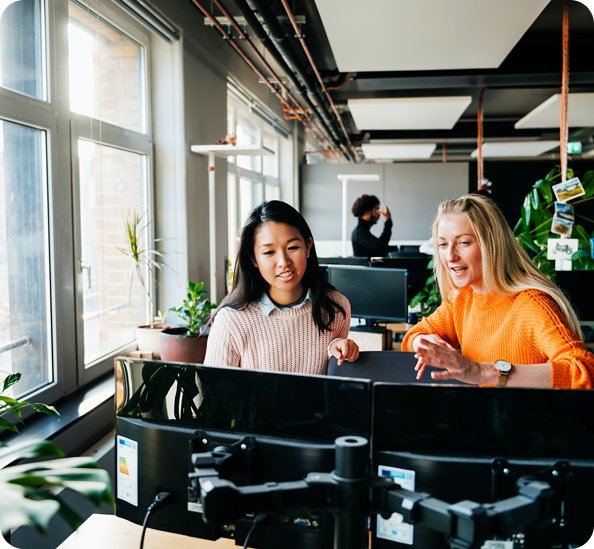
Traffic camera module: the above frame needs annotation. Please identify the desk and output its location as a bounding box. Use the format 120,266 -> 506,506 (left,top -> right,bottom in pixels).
57,514 -> 243,548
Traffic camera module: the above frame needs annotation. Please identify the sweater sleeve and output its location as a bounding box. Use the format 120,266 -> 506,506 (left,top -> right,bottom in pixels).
520,291 -> 594,389
203,307 -> 242,368
401,295 -> 460,351
332,291 -> 351,339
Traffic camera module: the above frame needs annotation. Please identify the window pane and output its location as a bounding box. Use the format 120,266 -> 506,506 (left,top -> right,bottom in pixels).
262,133 -> 277,177
78,140 -> 147,365
68,1 -> 146,133
0,0 -> 45,100
0,119 -> 51,397
265,182 -> 279,201
236,119 -> 260,171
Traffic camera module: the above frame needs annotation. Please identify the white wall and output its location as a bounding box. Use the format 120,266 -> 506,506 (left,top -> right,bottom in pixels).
301,162 -> 469,255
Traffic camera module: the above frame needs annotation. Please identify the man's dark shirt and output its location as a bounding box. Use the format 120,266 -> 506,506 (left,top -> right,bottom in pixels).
351,217 -> 393,258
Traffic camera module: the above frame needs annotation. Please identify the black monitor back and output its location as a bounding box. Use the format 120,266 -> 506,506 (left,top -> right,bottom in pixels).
372,384 -> 594,548
327,351 -> 464,385
114,358 -> 372,547
370,255 -> 431,302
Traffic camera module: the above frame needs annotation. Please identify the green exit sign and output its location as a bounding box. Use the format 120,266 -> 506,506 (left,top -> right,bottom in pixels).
567,142 -> 582,154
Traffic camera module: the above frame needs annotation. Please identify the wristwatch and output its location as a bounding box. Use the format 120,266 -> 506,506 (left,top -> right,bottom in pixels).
494,359 -> 512,387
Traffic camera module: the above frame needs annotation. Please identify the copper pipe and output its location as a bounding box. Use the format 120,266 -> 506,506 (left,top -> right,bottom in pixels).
477,88 -> 485,187
190,0 -> 333,151
279,0 -> 358,162
209,0 -> 311,125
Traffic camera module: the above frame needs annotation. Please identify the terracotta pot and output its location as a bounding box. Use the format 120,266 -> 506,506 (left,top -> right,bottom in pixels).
160,327 -> 208,364
135,323 -> 172,358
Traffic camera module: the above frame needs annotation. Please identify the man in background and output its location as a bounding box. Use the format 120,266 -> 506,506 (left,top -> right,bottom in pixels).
351,194 -> 393,258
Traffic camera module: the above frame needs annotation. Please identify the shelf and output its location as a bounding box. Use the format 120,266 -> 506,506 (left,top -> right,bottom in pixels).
190,144 -> 274,157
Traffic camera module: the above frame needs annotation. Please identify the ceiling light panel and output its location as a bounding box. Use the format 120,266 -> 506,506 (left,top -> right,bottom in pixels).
349,97 -> 472,131
470,141 -> 559,158
314,0 -> 550,72
362,143 -> 437,160
514,93 -> 594,129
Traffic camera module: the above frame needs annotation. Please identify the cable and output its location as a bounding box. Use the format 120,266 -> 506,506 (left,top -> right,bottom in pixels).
139,491 -> 173,549
243,512 -> 268,549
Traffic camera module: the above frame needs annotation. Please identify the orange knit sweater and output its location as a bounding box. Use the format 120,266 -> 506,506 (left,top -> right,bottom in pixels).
204,290 -> 350,375
402,287 -> 594,389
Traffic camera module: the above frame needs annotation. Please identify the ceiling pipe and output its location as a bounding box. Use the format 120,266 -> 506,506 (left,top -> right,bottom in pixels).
231,0 -> 343,154
189,0 -> 330,147
243,0 -> 354,160
278,0 -> 359,162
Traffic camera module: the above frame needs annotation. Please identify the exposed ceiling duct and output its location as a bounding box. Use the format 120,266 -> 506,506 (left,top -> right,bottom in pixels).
190,0 -> 355,160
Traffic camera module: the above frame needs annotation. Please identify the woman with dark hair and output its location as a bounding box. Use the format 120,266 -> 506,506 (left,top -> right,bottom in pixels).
204,200 -> 359,374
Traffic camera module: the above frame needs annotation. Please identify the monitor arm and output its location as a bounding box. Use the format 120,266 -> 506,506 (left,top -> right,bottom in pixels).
189,436 -> 566,549
189,435 -> 371,549
371,475 -> 557,548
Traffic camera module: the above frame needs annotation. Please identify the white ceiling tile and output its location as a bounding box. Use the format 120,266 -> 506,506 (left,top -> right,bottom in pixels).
470,141 -> 559,158
362,143 -> 437,159
514,93 -> 594,129
314,0 -> 550,72
348,96 -> 472,131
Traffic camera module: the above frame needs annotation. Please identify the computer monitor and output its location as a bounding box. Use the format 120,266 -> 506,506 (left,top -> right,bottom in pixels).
371,383 -> 594,548
114,357 -> 372,548
556,270 -> 594,324
318,256 -> 370,266
370,256 -> 431,303
326,265 -> 407,325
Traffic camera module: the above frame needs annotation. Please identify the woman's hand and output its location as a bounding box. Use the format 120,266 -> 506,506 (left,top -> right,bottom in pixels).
330,338 -> 360,365
413,334 -> 484,385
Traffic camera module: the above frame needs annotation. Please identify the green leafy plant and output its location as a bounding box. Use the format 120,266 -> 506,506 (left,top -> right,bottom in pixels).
118,210 -> 167,328
513,166 -> 594,278
409,257 -> 441,318
1,372 -> 58,432
0,372 -> 114,535
169,281 -> 217,337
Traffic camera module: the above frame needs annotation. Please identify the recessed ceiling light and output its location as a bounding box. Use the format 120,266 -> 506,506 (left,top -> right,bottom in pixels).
362,143 -> 437,160
349,97 -> 472,131
515,93 -> 594,129
471,141 -> 559,157
314,0 -> 549,72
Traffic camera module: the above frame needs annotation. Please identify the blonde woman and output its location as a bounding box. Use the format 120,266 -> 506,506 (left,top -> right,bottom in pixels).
402,193 -> 594,388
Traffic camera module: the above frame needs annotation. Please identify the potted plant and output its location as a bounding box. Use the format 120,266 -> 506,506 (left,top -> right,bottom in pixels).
0,372 -> 113,536
160,281 -> 217,364
118,210 -> 171,357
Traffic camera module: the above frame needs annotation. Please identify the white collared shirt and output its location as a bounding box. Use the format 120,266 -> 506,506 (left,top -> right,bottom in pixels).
258,289 -> 312,316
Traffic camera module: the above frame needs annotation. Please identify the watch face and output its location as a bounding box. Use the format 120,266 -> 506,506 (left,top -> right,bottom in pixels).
495,360 -> 512,373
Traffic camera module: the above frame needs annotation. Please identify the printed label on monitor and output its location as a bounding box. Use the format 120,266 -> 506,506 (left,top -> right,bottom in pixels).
116,435 -> 138,506
376,464 -> 416,545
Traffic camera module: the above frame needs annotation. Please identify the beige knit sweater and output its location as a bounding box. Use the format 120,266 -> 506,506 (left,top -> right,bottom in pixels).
204,290 -> 351,375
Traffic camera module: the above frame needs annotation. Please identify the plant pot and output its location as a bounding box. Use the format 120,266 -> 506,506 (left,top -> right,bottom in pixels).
135,323 -> 172,358
160,327 -> 208,364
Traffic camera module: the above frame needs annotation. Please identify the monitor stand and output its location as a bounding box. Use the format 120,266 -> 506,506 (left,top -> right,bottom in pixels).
350,319 -> 386,333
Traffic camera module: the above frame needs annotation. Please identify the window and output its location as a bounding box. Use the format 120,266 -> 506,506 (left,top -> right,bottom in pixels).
68,1 -> 146,133
77,141 -> 148,365
0,0 -> 46,101
226,89 -> 288,264
0,0 -> 155,402
0,120 -> 51,396
68,0 -> 152,374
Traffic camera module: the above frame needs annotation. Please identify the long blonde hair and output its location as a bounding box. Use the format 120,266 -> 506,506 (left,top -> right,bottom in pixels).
432,194 -> 582,337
